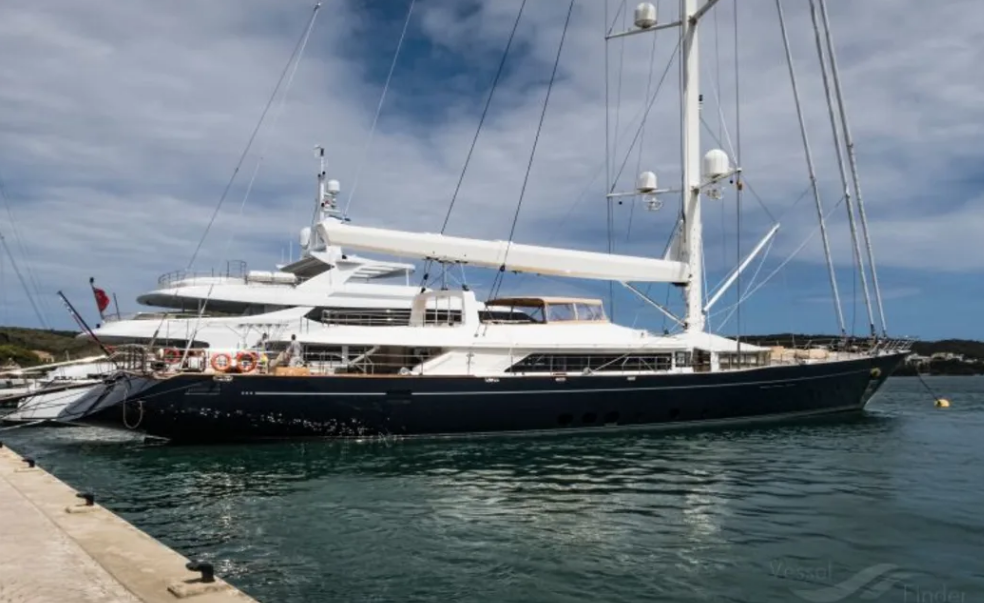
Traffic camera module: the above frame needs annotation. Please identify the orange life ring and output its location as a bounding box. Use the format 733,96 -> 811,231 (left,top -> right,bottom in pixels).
210,353 -> 232,373
236,351 -> 258,373
163,348 -> 182,364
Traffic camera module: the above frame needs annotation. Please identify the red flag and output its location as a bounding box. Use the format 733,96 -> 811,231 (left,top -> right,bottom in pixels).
89,277 -> 110,317
93,287 -> 110,313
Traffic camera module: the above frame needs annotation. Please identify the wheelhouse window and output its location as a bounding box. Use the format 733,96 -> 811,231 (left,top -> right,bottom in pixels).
547,304 -> 576,322
482,297 -> 607,324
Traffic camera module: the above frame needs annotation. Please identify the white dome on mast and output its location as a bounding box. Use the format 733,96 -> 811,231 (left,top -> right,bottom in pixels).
702,149 -> 730,179
636,171 -> 658,193
634,3 -> 658,29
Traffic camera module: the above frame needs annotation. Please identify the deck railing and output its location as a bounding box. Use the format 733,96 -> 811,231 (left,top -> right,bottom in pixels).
156,260 -> 249,287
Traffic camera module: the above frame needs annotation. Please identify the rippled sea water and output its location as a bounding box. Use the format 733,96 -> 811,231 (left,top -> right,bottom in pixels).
3,377 -> 983,602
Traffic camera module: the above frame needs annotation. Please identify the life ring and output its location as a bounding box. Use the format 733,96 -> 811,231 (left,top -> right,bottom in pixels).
236,351 -> 258,373
210,353 -> 232,373
163,348 -> 182,364
870,367 -> 882,379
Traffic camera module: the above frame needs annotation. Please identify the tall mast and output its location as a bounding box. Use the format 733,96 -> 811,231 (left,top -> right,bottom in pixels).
681,0 -> 704,334
606,0 -> 721,334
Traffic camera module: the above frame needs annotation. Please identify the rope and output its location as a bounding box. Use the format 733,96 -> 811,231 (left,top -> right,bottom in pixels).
488,0 -> 576,301
914,367 -> 946,404
344,0 -> 416,216
186,2 -> 322,271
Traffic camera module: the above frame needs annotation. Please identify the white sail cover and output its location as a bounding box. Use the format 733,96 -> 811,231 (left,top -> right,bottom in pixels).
319,222 -> 689,284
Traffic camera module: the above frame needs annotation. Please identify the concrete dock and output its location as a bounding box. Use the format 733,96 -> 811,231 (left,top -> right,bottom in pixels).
0,442 -> 259,603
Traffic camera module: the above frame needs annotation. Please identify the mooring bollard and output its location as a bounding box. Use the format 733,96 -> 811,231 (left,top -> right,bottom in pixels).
185,561 -> 215,584
76,492 -> 95,506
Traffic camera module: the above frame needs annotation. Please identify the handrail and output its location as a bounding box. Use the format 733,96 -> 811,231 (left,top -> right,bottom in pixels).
156,260 -> 250,287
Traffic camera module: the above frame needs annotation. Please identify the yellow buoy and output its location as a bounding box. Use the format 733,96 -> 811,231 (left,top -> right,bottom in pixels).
935,398 -> 950,408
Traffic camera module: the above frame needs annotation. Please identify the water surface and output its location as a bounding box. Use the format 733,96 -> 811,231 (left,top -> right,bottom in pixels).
4,377 -> 983,602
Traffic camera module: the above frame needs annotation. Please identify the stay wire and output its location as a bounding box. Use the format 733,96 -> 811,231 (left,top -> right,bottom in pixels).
627,17 -> 659,242
0,230 -> 46,327
421,0 -> 528,292
224,8 -> 318,258
186,2 -> 322,271
440,0 -> 527,236
489,0 -> 576,301
734,0 -> 743,349
0,172 -> 50,326
344,0 -> 416,216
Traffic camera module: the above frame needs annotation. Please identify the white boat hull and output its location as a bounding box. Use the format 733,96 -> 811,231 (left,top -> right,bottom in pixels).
3,382 -> 102,424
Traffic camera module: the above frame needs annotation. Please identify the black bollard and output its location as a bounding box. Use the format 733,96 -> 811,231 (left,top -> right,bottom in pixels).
76,492 -> 95,506
186,561 -> 215,583
23,457 -> 35,468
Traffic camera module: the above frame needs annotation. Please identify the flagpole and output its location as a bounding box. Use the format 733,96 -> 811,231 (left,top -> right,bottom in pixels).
57,291 -> 112,356
89,277 -> 106,321
112,293 -> 121,321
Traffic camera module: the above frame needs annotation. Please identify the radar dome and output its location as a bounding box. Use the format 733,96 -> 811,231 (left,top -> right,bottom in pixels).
703,149 -> 730,179
637,171 -> 658,193
326,179 -> 340,195
634,3 -> 657,29
299,226 -> 311,249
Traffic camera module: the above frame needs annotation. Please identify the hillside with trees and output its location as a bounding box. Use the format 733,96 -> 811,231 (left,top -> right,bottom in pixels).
0,327 -> 104,368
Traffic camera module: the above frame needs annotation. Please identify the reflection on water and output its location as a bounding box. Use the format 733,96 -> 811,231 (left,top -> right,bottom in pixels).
4,378 -> 983,602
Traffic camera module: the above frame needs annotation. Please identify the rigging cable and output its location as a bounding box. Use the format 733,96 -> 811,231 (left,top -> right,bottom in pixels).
0,172 -> 50,326
186,2 -> 322,271
488,0 -> 576,301
627,18 -> 661,244
0,230 -> 47,328
711,194 -> 848,320
604,1 -> 614,317
808,0 -> 875,337
182,6 -> 321,365
609,1 -> 628,319
0,244 -> 4,325
343,0 -> 416,217
734,0 -> 742,352
224,6 -> 319,259
817,0 -> 888,336
419,0 -> 528,292
775,0 -> 846,336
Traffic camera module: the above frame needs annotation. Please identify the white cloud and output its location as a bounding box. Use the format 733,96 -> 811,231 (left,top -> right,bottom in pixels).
0,0 -> 980,333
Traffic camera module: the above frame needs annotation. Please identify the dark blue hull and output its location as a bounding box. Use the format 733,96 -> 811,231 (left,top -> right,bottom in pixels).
62,353 -> 906,444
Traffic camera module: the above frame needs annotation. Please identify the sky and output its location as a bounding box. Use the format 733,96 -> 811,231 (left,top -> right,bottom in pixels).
0,0 -> 981,341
